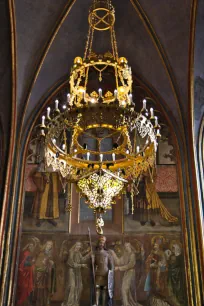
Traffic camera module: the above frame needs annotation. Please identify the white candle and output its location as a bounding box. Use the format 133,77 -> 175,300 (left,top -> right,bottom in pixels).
55,99 -> 59,110
143,99 -> 147,110
42,116 -> 45,126
129,94 -> 133,103
157,129 -> 161,137
112,153 -> 116,161
62,144 -> 66,150
150,107 -> 154,118
41,129 -> 45,136
137,146 -> 140,153
114,89 -> 117,98
98,88 -> 102,97
87,152 -> 90,160
67,94 -> 70,104
100,154 -> 103,162
155,116 -> 158,127
53,138 -> 56,144
47,107 -> 51,118
126,149 -> 130,154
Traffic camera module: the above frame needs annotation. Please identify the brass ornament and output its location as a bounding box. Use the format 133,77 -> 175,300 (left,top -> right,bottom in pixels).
35,0 -> 161,233
88,1 -> 115,31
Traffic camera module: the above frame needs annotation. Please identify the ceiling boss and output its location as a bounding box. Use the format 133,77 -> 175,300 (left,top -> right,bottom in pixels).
37,0 -> 161,234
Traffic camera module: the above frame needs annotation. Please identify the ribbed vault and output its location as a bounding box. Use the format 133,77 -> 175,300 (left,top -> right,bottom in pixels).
14,0 -> 193,140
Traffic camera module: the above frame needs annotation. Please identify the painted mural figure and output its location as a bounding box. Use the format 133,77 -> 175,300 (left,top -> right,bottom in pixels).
144,237 -> 169,305
167,241 -> 185,306
93,236 -> 114,306
32,162 -> 61,227
33,240 -> 56,306
111,242 -> 143,306
16,238 -> 39,305
60,241 -> 91,306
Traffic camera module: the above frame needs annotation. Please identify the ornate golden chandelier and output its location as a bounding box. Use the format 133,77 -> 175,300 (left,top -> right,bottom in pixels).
38,0 -> 161,233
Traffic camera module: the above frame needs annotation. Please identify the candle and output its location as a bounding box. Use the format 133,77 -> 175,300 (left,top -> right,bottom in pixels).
150,107 -> 154,118
98,88 -> 102,97
112,153 -> 116,161
42,116 -> 45,126
143,99 -> 147,110
126,149 -> 130,154
55,99 -> 59,110
41,129 -> 45,136
62,105 -> 66,109
62,144 -> 66,150
100,154 -> 103,162
87,152 -> 90,161
157,129 -> 161,137
53,138 -> 56,144
129,94 -> 133,103
137,146 -> 140,153
155,116 -> 158,127
47,107 -> 51,118
73,148 -> 77,157
67,93 -> 70,104
83,90 -> 86,100
114,89 -> 117,98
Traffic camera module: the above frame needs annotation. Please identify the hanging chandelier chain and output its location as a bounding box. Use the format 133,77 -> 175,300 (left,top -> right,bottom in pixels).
84,66 -> 90,90
110,28 -> 116,59
84,26 -> 95,60
112,27 -> 118,59
84,25 -> 91,60
88,28 -> 95,58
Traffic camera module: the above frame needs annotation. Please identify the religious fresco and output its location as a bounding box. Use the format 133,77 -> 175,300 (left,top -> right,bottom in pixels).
17,132 -> 187,306
16,233 -> 186,306
124,167 -> 181,234
23,164 -> 69,232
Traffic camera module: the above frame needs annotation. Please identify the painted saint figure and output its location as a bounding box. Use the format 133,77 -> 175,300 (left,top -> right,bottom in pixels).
144,237 -> 170,306
16,238 -> 39,305
112,242 -> 143,306
60,241 -> 91,306
93,236 -> 114,306
144,239 -> 167,296
33,240 -> 56,306
167,241 -> 185,306
32,162 -> 61,226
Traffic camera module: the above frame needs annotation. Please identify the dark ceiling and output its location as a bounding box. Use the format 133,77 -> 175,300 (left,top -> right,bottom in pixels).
13,0 -> 202,139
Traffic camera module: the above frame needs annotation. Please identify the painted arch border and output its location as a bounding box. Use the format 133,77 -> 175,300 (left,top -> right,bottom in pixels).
197,116 -> 204,227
